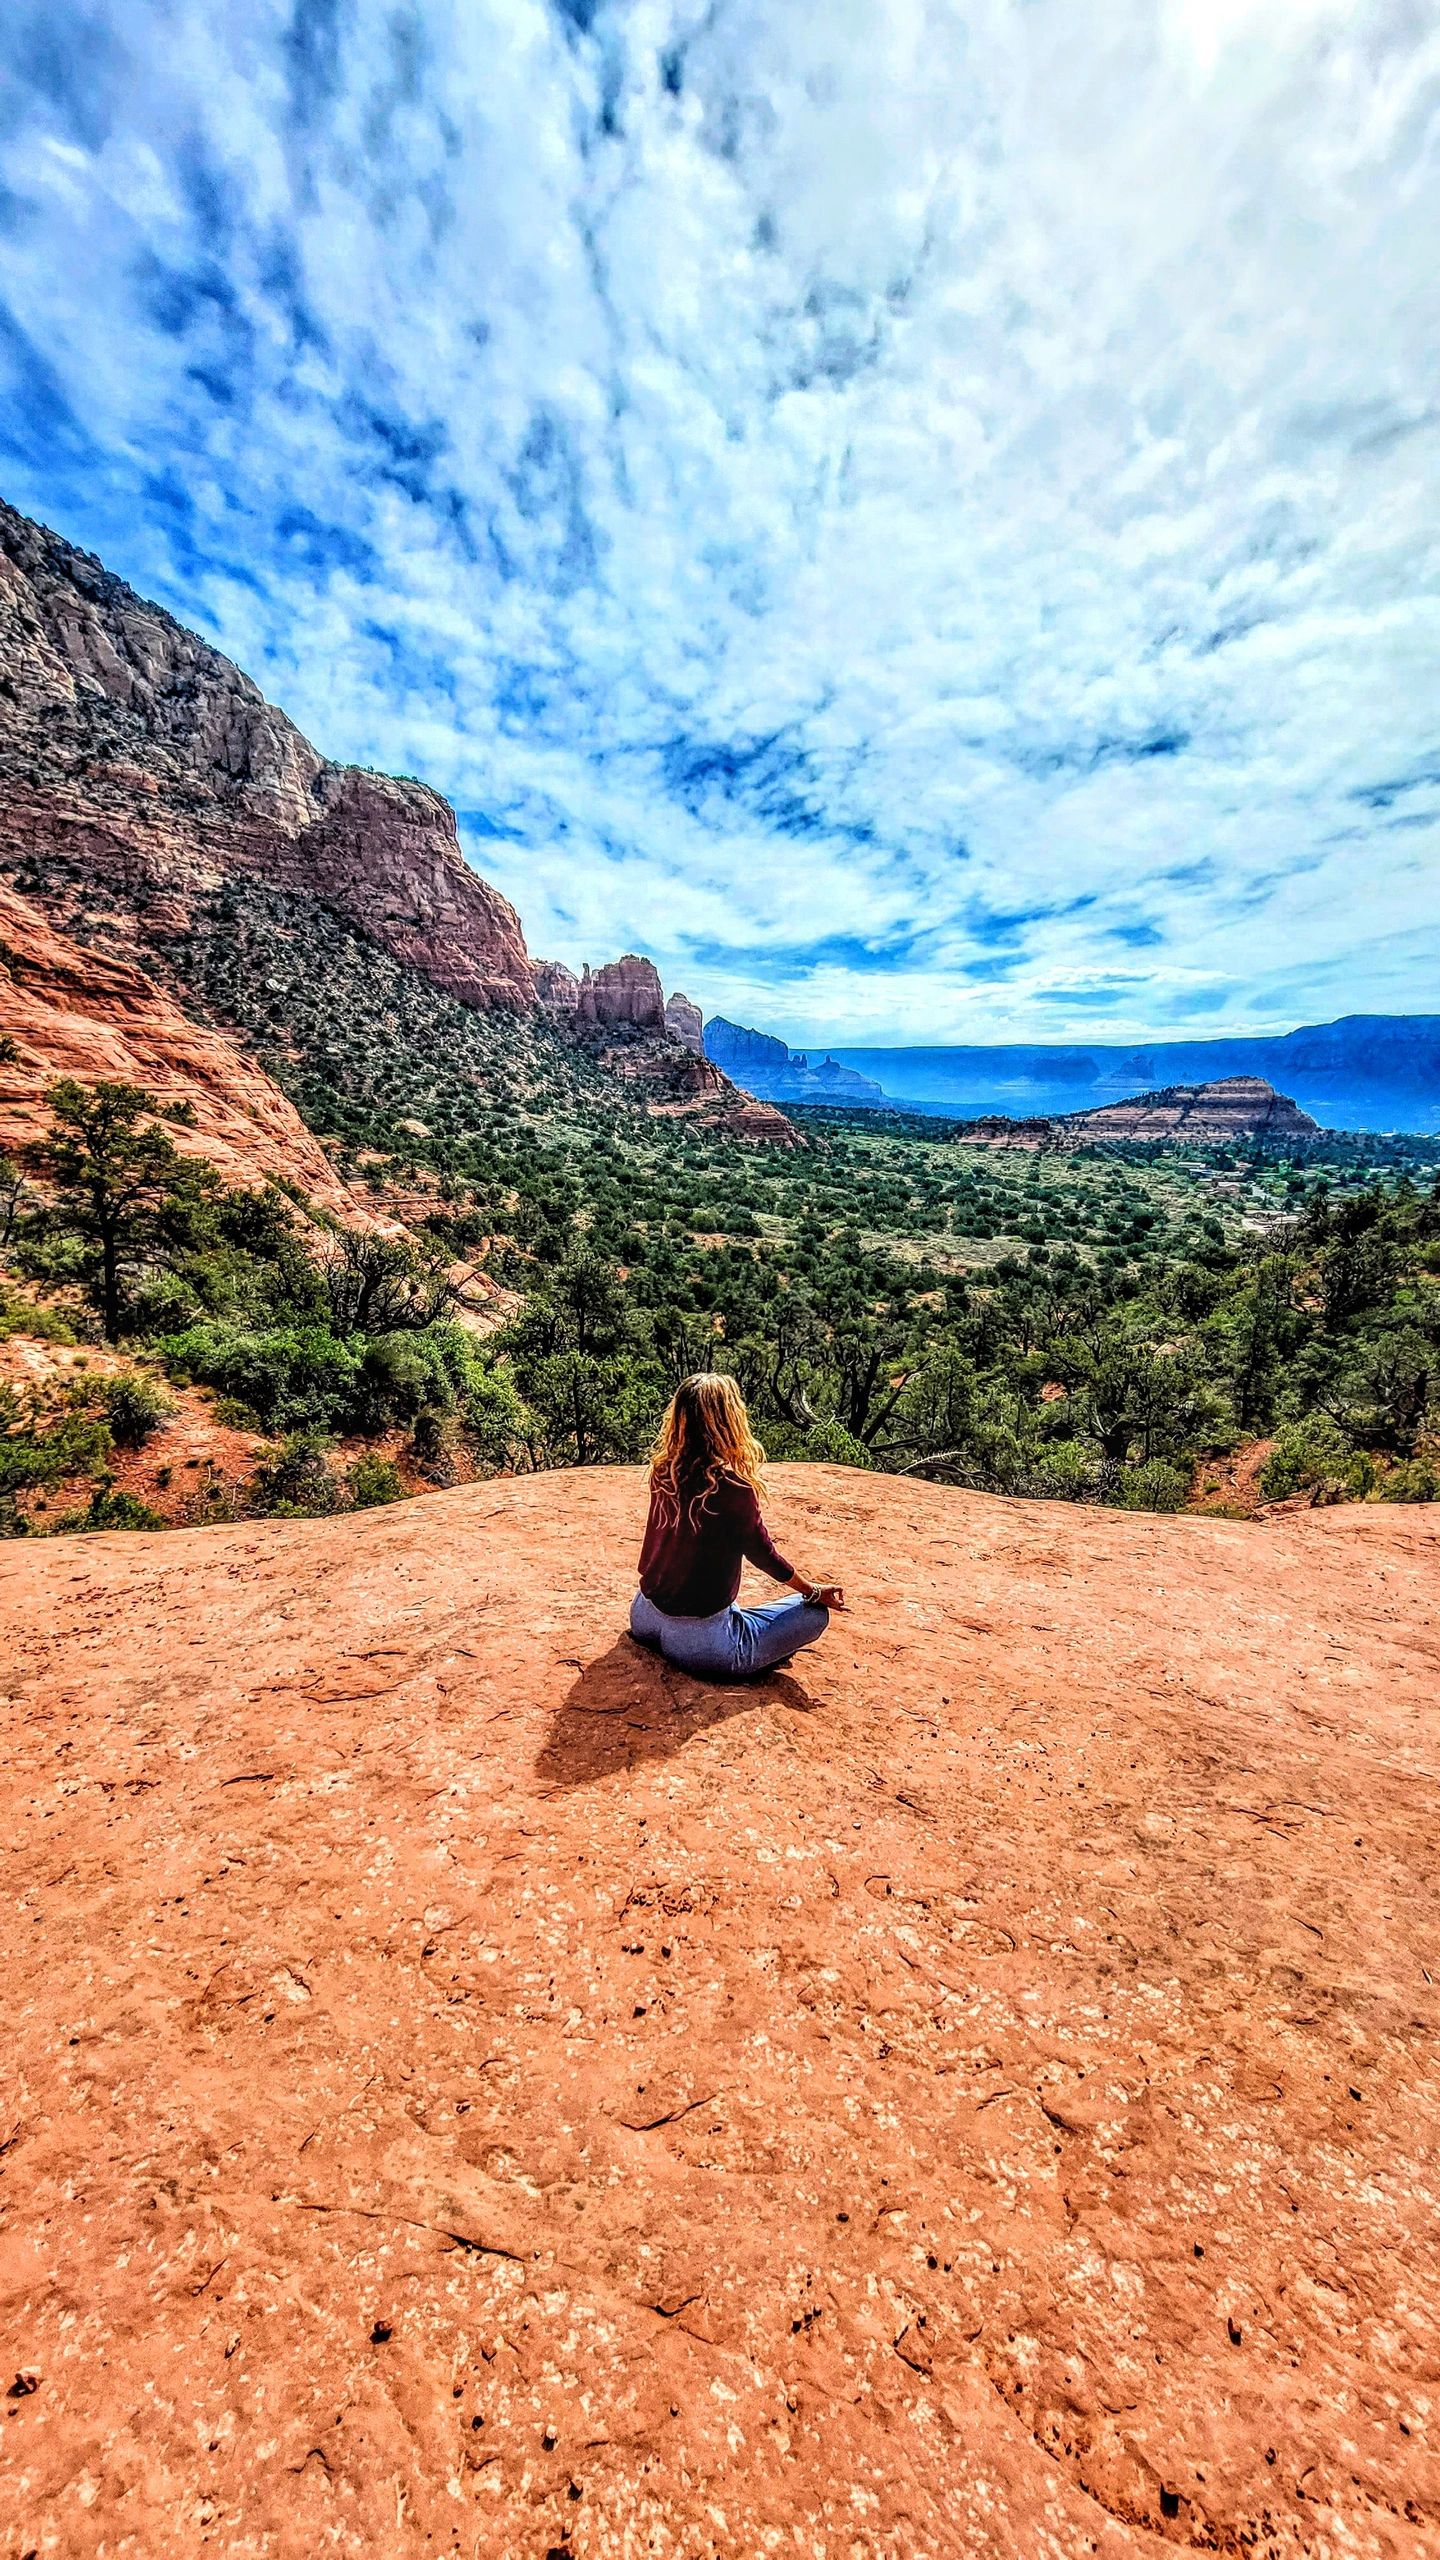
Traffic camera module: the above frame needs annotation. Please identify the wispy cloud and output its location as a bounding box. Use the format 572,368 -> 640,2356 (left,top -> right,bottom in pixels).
2,0 -> 1438,1042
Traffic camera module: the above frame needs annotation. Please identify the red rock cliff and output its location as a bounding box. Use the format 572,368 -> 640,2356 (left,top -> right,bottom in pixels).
0,499 -> 798,1148
0,500 -> 534,1011
578,953 -> 668,1032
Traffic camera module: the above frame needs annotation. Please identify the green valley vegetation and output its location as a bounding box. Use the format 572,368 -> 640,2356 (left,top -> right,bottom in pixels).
2,1068 -> 1438,1534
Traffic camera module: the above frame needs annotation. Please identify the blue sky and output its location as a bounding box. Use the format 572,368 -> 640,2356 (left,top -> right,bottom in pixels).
2,0 -> 1438,1045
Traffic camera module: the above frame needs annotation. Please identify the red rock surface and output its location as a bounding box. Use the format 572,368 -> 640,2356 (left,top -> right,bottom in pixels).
3,1467 -> 1438,2556
1,502 -> 794,1145
0,881 -> 360,1214
659,1090 -> 805,1145
532,959 -> 582,1011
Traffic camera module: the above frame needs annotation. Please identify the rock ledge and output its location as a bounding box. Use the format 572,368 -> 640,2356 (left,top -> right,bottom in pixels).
2,1468 -> 1437,2555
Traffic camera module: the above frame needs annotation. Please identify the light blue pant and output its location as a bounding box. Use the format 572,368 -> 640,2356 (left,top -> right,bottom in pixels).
630,1588 -> 830,1679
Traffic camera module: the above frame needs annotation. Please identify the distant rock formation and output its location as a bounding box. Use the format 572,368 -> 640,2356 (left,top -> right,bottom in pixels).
952,1077 -> 1320,1149
577,994 -> 801,1145
664,990 -> 704,1055
1062,1076 -> 1319,1142
533,959 -> 581,1011
826,1020 -> 1440,1134
577,954 -> 667,1034
705,1017 -> 791,1085
704,1016 -> 888,1107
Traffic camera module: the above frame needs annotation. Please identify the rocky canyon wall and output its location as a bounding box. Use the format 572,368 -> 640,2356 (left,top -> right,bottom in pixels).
0,497 -> 795,1145
0,501 -> 535,1012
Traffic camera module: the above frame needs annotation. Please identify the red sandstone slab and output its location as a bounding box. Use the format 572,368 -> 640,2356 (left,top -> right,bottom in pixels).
2,1466 -> 1438,2555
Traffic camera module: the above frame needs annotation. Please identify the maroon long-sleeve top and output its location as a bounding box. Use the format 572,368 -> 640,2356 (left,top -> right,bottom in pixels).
638,1471 -> 796,1616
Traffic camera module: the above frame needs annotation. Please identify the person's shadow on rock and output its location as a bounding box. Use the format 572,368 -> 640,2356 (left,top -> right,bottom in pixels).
534,1635 -> 819,1790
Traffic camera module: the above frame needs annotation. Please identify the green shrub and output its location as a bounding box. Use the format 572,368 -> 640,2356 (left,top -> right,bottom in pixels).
102,1369 -> 174,1448
1374,1457 -> 1439,1503
348,1453 -> 408,1508
1030,1440 -> 1097,1500
0,1390 -> 113,1531
353,1324 -> 476,1428
64,1486 -> 167,1533
1258,1415 -> 1355,1502
409,1404 -> 459,1483
246,1433 -> 346,1517
794,1417 -> 873,1468
0,1288 -> 76,1347
1117,1460 -> 1188,1512
125,1271 -> 205,1335
159,1323 -> 363,1432
459,1363 -> 529,1469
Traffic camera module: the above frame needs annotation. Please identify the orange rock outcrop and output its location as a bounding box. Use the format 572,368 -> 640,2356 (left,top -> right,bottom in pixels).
578,953 -> 668,1032
0,880 -> 358,1212
3,1466 -> 1437,2555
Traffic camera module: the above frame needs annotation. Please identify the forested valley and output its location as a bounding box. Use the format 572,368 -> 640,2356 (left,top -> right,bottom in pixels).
3,1066 -> 1438,1535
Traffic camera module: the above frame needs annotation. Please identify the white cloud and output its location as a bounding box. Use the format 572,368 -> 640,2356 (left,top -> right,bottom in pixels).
1,0 -> 1438,1044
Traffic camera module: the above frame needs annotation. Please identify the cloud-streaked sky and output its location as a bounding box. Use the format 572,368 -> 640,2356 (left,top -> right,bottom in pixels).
2,0 -> 1438,1044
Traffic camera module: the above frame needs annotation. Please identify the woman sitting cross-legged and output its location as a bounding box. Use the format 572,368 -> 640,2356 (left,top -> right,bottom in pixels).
630,1373 -> 845,1679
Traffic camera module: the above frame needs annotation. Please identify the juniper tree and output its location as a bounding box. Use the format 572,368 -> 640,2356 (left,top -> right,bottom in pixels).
27,1081 -> 213,1342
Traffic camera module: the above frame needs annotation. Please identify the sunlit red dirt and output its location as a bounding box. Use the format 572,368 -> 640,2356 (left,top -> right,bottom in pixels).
2,1466 -> 1438,2556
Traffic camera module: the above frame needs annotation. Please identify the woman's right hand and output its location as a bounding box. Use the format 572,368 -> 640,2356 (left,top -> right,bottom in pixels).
811,1582 -> 846,1610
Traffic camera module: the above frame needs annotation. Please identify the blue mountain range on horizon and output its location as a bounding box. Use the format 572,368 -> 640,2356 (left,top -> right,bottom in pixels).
705,1012 -> 1440,1136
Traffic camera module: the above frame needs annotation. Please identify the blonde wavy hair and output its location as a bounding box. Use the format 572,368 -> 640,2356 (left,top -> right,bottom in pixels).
649,1372 -> 766,1524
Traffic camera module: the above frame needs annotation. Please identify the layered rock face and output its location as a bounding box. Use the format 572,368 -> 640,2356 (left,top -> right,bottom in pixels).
664,989 -> 704,1054
952,1077 -> 1319,1149
577,953 -> 667,1033
4,1467 -> 1438,2556
582,996 -> 804,1142
1059,1076 -> 1319,1143
274,770 -> 534,1014
532,958 -> 581,1011
0,502 -> 535,1012
0,882 -> 359,1214
654,1087 -> 802,1145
